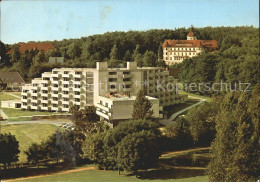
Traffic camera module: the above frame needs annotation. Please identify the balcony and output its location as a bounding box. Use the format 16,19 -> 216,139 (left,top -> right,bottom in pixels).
41,106 -> 48,111
74,87 -> 81,92
52,80 -> 58,85
42,86 -> 48,91
52,100 -> 58,104
52,107 -> 58,111
96,103 -> 111,112
62,87 -> 69,92
96,110 -> 111,120
52,87 -> 59,91
74,74 -> 81,79
62,107 -> 70,112
62,94 -> 69,98
42,80 -> 51,85
31,92 -> 37,97
41,100 -> 48,104
31,106 -> 37,110
123,74 -> 132,78
123,87 -> 133,92
108,74 -> 118,78
21,98 -> 27,102
63,81 -> 69,85
21,91 -> 28,96
62,74 -> 69,78
74,95 -> 80,99
41,92 -> 48,97
123,80 -> 133,85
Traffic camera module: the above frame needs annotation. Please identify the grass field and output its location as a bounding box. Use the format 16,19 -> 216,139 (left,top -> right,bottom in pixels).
0,124 -> 58,162
19,168 -> 208,182
2,108 -> 54,117
11,92 -> 22,96
0,92 -> 19,101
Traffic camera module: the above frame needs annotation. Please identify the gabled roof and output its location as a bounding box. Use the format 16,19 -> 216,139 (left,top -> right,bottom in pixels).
0,72 -> 25,84
6,42 -> 56,54
162,39 -> 217,49
187,28 -> 194,37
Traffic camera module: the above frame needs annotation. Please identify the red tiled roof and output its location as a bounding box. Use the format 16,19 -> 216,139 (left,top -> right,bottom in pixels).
162,39 -> 217,49
6,42 -> 56,54
187,29 -> 194,37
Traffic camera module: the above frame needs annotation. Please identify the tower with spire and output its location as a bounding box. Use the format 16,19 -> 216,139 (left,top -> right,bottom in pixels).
187,26 -> 197,40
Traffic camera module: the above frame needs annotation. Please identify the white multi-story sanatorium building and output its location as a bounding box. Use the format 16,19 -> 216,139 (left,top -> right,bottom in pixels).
162,27 -> 217,65
21,62 -> 187,123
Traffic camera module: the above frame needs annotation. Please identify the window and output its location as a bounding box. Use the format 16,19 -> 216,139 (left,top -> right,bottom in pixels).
74,91 -> 80,95
108,78 -> 117,82
109,72 -> 117,75
123,78 -> 131,82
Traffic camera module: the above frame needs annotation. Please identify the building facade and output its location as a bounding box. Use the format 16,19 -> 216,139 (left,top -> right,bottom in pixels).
96,95 -> 159,126
162,28 -> 217,65
21,62 -> 187,122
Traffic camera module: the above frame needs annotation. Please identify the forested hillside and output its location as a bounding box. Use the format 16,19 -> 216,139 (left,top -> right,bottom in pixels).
0,26 -> 258,91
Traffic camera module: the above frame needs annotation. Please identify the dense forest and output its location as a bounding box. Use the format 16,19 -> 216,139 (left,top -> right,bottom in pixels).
0,26 -> 259,94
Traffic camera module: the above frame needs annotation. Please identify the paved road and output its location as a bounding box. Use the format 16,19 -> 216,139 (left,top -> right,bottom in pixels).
0,120 -> 72,126
159,95 -> 207,126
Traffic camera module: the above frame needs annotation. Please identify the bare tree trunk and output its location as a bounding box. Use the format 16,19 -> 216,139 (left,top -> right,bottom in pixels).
118,168 -> 120,175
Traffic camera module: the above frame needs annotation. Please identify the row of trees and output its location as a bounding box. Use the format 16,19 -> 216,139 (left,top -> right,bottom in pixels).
179,27 -> 259,96
164,87 -> 260,181
0,133 -> 20,170
25,130 -> 81,168
0,26 -> 257,82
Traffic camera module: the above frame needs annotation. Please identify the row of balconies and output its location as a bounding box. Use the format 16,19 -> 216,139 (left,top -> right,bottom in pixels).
96,109 -> 112,120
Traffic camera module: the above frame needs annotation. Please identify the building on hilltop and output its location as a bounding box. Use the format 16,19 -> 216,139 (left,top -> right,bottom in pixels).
162,27 -> 217,65
21,62 -> 187,125
6,42 -> 56,55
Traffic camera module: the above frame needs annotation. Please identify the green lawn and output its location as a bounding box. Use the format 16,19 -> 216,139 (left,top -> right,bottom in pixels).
0,124 -> 58,162
20,168 -> 208,182
0,92 -> 19,101
2,108 -> 54,117
11,92 -> 22,96
178,91 -> 212,102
